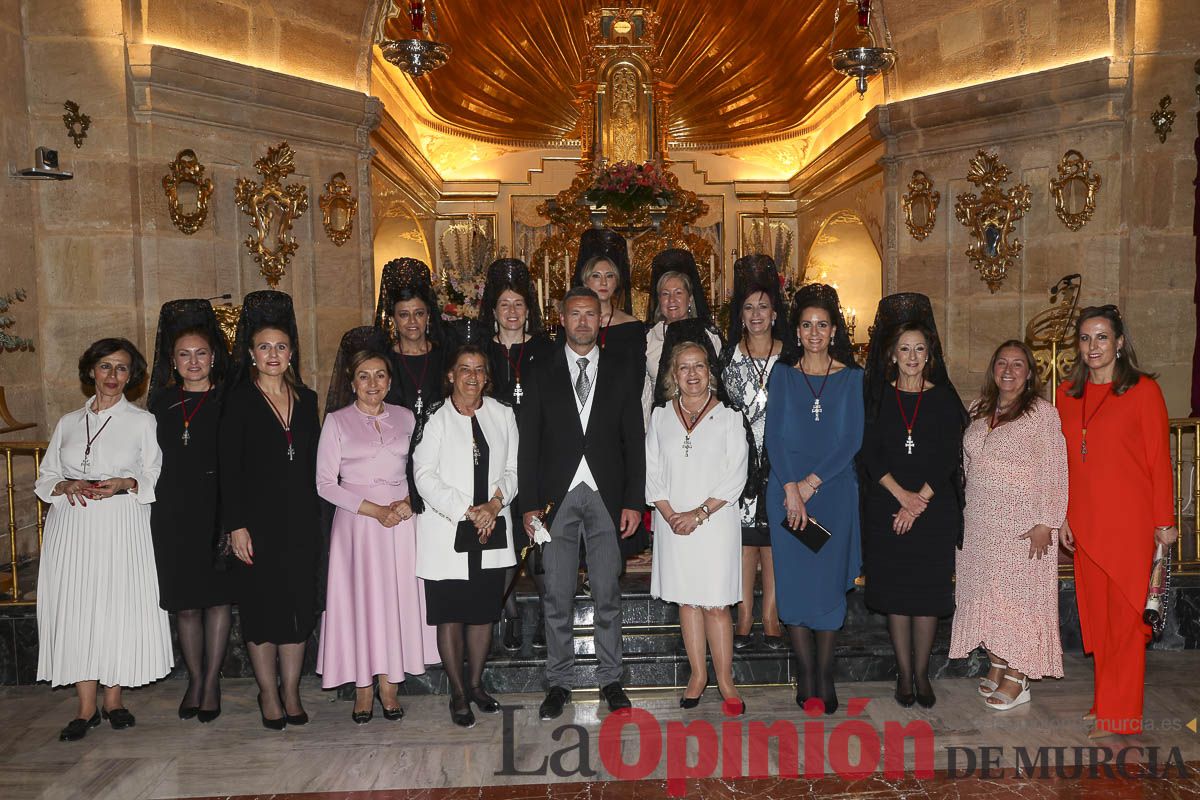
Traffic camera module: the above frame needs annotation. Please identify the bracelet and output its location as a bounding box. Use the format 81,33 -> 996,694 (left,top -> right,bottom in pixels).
694,512 -> 703,526
805,479 -> 819,494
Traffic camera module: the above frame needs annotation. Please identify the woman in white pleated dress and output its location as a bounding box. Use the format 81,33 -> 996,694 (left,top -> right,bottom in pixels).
36,338 -> 173,742
646,338 -> 749,713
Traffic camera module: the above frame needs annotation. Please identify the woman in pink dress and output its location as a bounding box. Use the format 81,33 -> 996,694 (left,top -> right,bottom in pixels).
316,347 -> 437,723
948,340 -> 1068,710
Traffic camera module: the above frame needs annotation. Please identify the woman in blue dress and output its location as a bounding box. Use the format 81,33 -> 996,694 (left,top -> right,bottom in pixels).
764,283 -> 863,715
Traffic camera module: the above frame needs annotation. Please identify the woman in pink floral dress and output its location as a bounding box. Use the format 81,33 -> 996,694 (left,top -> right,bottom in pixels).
949,340 -> 1069,710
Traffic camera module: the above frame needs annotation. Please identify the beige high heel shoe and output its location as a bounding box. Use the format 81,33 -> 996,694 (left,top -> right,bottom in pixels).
977,660 -> 1007,697
984,673 -> 1030,711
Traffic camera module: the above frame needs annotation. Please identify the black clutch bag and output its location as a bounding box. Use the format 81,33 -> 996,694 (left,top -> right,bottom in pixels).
454,516 -> 508,553
782,516 -> 833,553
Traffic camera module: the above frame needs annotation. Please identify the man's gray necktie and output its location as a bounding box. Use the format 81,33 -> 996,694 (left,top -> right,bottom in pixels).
575,357 -> 591,407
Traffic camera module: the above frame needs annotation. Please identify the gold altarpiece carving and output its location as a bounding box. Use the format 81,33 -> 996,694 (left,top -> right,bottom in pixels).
533,5 -> 712,320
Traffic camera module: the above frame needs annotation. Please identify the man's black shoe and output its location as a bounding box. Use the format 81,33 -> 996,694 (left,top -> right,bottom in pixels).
600,682 -> 632,712
539,686 -> 571,720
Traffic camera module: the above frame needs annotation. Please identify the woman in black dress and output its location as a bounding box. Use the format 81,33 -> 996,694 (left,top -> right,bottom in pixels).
148,299 -> 236,723
375,258 -> 448,419
219,291 -> 322,730
860,293 -> 966,709
479,258 -> 552,651
411,345 -> 519,728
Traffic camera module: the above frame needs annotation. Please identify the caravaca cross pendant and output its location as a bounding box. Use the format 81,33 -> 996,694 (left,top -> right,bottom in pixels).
811,398 -> 823,421
414,391 -> 424,416
182,426 -> 190,446
512,381 -> 523,404
904,431 -> 915,455
682,434 -> 693,457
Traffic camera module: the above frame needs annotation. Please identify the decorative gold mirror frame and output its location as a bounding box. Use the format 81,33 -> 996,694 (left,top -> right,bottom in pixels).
901,170 -> 939,241
953,150 -> 1031,293
1049,150 -> 1101,232
212,304 -> 241,353
62,100 -> 91,148
234,142 -> 309,287
318,172 -> 358,247
162,149 -> 214,235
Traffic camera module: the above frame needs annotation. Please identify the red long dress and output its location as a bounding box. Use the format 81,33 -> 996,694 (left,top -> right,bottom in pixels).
1057,377 -> 1174,735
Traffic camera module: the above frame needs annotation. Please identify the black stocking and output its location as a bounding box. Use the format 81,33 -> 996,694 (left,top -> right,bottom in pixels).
466,622 -> 493,693
200,604 -> 232,711
278,642 -> 306,716
502,567 -> 520,619
912,616 -> 938,696
815,630 -> 838,713
247,641 -> 281,718
788,624 -> 816,700
887,614 -> 914,692
437,623 -> 467,711
175,609 -> 204,707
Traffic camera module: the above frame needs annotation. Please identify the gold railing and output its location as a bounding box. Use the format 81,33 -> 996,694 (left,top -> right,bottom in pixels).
1,441 -> 46,606
1171,417 -> 1200,572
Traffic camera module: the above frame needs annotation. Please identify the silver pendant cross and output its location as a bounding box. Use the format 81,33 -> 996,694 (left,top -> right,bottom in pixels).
513,381 -> 523,404
811,398 -> 823,421
182,428 -> 190,446
287,443 -> 295,461
904,434 -> 915,455
682,434 -> 693,457
81,449 -> 91,472
414,391 -> 424,416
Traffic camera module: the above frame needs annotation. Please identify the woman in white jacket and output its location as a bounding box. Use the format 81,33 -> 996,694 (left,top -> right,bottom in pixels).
412,344 -> 518,728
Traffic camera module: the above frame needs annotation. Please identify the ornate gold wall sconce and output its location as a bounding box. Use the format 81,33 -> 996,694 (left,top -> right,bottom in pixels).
953,150 -> 1031,293
62,101 -> 90,148
901,170 -> 939,241
318,172 -> 358,247
1150,96 -> 1175,143
1049,150 -> 1101,232
234,142 -> 309,287
162,149 -> 214,235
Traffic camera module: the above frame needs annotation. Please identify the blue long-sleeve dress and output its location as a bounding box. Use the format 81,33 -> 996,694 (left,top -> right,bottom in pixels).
764,364 -> 864,630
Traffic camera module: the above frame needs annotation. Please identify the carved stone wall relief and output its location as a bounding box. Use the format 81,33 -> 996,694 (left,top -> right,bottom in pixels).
953,150 -> 1031,293
318,172 -> 358,246
234,142 -> 309,286
901,170 -> 939,241
162,149 -> 214,235
62,101 -> 90,148
1049,150 -> 1101,232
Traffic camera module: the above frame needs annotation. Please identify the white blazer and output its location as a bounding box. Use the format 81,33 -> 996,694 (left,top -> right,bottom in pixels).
413,397 -> 519,580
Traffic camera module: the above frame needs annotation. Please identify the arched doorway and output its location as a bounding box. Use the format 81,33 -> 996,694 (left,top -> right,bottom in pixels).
803,211 -> 883,344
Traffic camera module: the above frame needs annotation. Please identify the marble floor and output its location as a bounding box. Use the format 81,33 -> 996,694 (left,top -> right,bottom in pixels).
2,651 -> 1198,800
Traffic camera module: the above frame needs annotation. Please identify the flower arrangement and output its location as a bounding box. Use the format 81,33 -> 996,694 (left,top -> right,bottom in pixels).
441,271 -> 485,320
0,289 -> 33,350
586,160 -> 674,213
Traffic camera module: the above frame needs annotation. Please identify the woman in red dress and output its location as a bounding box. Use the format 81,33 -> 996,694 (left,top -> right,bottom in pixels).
1057,305 -> 1178,738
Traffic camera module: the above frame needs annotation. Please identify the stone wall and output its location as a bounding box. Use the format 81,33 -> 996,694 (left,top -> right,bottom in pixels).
0,0 -> 40,436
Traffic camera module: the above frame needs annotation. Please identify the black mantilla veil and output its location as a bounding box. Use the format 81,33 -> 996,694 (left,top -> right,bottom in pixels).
644,247 -> 716,330
228,290 -> 303,387
782,283 -> 858,369
479,258 -> 544,337
324,326 -> 390,414
863,292 -> 963,421
573,228 -> 633,316
148,298 -> 230,406
373,257 -> 448,347
652,317 -> 730,408
721,254 -> 794,370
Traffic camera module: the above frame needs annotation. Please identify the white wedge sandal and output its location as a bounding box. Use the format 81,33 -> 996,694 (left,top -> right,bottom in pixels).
985,673 -> 1031,711
977,660 -> 1007,697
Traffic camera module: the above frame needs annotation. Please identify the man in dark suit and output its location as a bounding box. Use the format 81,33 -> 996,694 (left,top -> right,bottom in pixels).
519,286 -> 645,720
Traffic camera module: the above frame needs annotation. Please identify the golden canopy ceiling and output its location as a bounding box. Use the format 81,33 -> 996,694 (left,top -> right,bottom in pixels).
384,1 -> 853,146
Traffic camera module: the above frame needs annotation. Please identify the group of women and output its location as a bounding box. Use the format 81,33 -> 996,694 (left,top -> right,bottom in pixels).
34,229 -> 1175,743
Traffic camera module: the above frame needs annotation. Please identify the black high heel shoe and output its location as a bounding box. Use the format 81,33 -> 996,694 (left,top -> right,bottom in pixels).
352,690 -> 373,724
178,683 -> 199,720
468,686 -> 500,714
377,689 -> 405,721
196,705 -> 222,723
915,676 -> 936,709
679,681 -> 708,710
894,676 -> 915,708
257,694 -> 286,731
449,694 -> 476,728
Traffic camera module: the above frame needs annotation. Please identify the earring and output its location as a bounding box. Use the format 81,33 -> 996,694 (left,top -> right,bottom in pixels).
425,322 -> 430,336
251,359 -> 257,367
494,320 -> 499,335
1117,351 -> 1122,359
523,318 -> 528,334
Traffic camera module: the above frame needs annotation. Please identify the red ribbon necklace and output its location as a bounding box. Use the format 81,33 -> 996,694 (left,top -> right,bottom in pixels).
503,338 -> 528,404
179,385 -> 211,446
895,382 -> 925,455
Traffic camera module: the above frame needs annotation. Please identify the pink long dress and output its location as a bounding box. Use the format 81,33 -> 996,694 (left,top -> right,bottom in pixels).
948,397 -> 1069,679
316,402 -> 438,688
